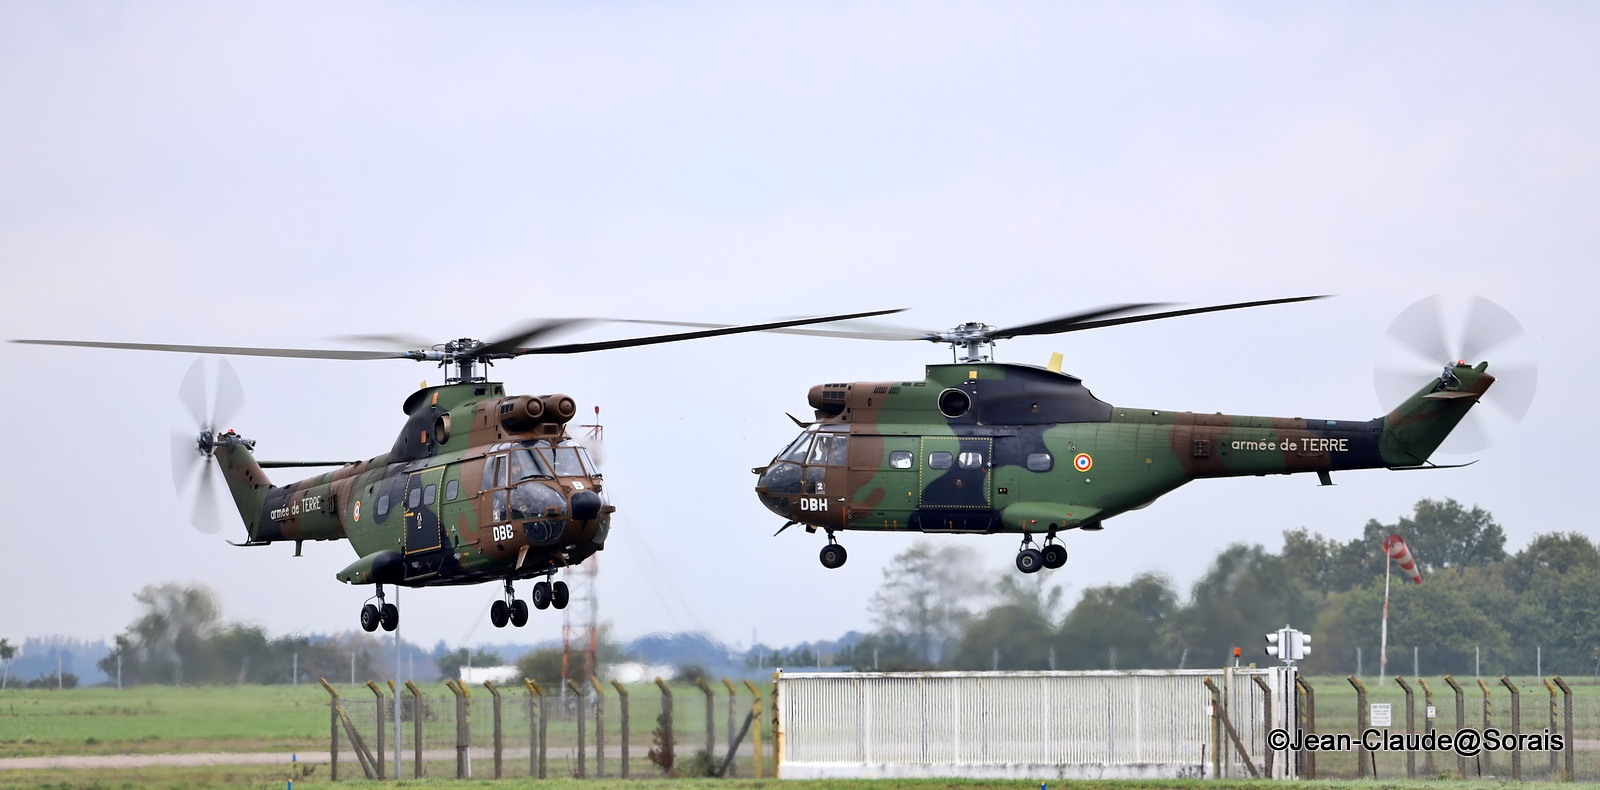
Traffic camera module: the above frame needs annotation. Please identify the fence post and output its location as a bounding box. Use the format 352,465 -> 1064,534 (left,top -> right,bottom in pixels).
654,677 -> 675,774
771,672 -> 782,772
484,681 -> 504,779
365,681 -> 386,780
612,680 -> 631,779
1203,677 -> 1259,778
1443,674 -> 1466,777
743,678 -> 764,778
1553,676 -> 1574,781
321,679 -> 341,782
1418,677 -> 1436,777
590,676 -> 606,777
524,679 -> 547,779
1476,676 -> 1493,777
567,678 -> 587,777
1250,674 -> 1274,778
1394,676 -> 1415,778
722,678 -> 738,777
1347,676 -> 1371,778
405,680 -> 424,778
1543,678 -> 1560,779
1294,674 -> 1315,779
1500,676 -> 1521,780
696,676 -> 715,761
446,679 -> 471,779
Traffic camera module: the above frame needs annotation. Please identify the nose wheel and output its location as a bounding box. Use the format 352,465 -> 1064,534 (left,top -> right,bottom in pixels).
819,532 -> 848,569
360,585 -> 400,632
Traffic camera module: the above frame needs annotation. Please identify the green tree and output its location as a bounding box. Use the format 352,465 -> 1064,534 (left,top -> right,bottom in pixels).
867,541 -> 988,665
97,583 -> 221,685
1506,535 -> 1600,673
1362,498 -> 1506,573
836,632 -> 929,671
947,575 -> 1064,670
1307,567 -> 1511,675
0,638 -> 15,690
1168,543 -> 1315,667
1054,571 -> 1181,669
515,647 -> 566,685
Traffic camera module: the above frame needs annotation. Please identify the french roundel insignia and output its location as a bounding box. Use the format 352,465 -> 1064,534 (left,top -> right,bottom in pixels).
1074,453 -> 1093,472
354,501 -> 362,522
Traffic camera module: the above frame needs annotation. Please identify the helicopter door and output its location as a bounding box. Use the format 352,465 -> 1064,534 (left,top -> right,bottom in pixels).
403,467 -> 446,555
916,436 -> 994,527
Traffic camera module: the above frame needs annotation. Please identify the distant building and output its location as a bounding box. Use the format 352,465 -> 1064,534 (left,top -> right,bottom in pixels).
459,665 -> 522,686
606,661 -> 677,684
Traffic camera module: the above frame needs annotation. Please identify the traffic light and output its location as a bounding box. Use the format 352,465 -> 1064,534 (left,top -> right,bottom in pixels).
1292,632 -> 1311,661
1265,631 -> 1284,660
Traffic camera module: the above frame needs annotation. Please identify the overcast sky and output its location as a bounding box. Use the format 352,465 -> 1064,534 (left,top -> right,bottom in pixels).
2,2 -> 1595,654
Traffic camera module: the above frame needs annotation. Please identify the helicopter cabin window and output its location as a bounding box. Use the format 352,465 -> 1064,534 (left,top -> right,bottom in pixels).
958,451 -> 984,469
408,486 -> 423,509
804,466 -> 826,494
807,434 -> 848,466
889,450 -> 913,469
480,456 -> 502,491
492,489 -> 508,523
928,451 -> 953,470
423,484 -> 437,506
496,454 -> 509,487
445,479 -> 460,501
511,448 -> 552,481
1026,452 -> 1053,472
779,431 -> 813,463
376,494 -> 390,518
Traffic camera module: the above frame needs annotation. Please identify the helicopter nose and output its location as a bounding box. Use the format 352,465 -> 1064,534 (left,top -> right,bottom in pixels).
755,461 -> 803,518
570,489 -> 603,521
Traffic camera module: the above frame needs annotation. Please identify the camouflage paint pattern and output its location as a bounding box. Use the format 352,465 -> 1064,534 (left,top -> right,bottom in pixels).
211,381 -> 612,588
755,361 -> 1493,537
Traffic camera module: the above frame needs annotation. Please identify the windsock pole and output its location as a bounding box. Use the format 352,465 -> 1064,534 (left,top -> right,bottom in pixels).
1380,551 -> 1391,684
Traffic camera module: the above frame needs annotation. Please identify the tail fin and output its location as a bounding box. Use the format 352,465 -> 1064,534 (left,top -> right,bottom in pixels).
1379,362 -> 1495,465
212,432 -> 273,541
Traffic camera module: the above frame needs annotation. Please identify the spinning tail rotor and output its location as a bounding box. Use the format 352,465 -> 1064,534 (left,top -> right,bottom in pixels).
1374,294 -> 1538,454
170,358 -> 247,534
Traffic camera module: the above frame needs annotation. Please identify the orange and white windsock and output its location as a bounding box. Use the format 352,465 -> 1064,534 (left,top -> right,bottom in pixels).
1383,534 -> 1423,584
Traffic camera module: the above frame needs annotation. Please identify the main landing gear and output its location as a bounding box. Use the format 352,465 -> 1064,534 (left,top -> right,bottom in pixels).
819,531 -> 848,569
359,584 -> 400,632
491,577 -> 571,628
490,579 -> 531,629
1015,532 -> 1068,575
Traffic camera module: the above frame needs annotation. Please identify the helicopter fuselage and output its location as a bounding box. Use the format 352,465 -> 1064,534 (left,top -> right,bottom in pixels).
756,362 -> 1490,545
214,381 -> 611,592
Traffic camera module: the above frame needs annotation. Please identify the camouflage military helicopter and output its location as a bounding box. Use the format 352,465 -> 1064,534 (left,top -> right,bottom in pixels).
12,310 -> 899,630
724,296 -> 1530,573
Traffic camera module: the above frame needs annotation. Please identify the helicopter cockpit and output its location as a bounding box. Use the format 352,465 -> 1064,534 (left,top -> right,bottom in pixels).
755,423 -> 849,518
485,439 -> 606,541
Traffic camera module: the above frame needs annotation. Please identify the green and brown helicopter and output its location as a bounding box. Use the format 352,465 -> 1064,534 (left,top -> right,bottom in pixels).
734,295 -> 1532,573
12,310 -> 900,631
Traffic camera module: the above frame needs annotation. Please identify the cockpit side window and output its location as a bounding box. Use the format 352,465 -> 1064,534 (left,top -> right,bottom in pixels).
807,434 -> 849,466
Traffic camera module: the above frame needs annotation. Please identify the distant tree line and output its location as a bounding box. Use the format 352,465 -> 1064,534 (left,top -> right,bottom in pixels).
834,498 -> 1600,677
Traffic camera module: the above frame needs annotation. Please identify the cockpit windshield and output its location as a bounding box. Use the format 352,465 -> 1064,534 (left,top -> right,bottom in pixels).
549,439 -> 596,477
510,448 -> 553,480
777,430 -> 813,463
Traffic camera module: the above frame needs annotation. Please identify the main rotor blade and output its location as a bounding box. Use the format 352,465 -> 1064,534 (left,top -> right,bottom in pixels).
595,317 -> 930,341
10,339 -> 409,361
1008,295 -> 1330,337
477,318 -> 593,357
992,303 -> 1171,339
178,359 -> 209,428
509,308 -> 906,355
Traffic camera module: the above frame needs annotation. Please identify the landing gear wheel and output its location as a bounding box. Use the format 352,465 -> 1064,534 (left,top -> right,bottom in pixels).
510,599 -> 530,627
819,543 -> 848,569
532,581 -> 552,610
360,603 -> 380,633
490,599 -> 510,628
1016,548 -> 1044,574
551,580 -> 570,610
380,603 -> 399,631
1041,544 -> 1068,569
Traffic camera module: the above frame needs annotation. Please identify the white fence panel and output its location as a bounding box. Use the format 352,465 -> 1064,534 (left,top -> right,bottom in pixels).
777,668 -> 1290,780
